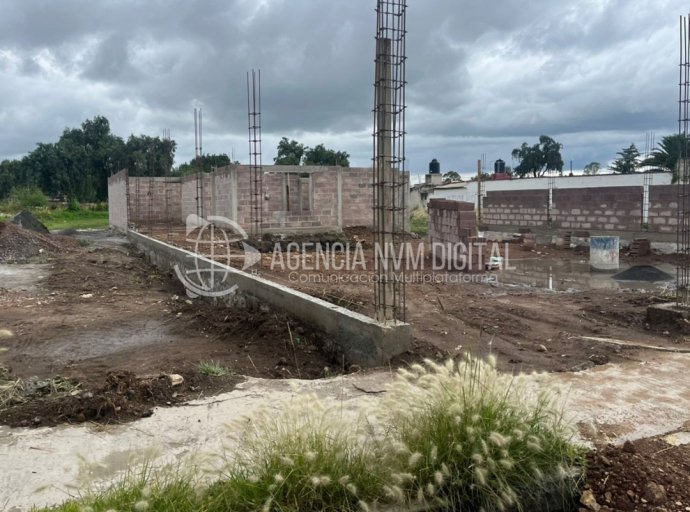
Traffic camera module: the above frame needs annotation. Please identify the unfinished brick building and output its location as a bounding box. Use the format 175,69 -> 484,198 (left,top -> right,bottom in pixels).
108,164 -> 408,233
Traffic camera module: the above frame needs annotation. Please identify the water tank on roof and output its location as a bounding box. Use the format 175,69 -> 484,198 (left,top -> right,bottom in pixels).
494,159 -> 506,174
429,159 -> 441,174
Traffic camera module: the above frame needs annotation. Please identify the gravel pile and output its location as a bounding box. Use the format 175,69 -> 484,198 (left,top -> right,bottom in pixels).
0,222 -> 77,263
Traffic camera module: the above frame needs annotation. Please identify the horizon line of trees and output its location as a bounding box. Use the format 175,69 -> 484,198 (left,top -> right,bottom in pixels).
0,116 -> 176,202
0,122 -> 354,203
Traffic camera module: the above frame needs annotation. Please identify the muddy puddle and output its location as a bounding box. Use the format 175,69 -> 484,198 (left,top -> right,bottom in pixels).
496,257 -> 676,292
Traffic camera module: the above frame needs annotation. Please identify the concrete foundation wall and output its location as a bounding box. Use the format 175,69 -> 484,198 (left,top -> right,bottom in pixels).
128,230 -> 411,366
107,170 -> 128,230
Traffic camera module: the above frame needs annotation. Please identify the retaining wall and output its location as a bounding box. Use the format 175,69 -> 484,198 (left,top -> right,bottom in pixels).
127,231 -> 411,366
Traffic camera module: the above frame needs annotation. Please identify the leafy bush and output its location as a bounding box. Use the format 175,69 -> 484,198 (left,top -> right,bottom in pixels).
67,197 -> 81,212
410,208 -> 429,235
2,186 -> 49,211
378,356 -> 584,511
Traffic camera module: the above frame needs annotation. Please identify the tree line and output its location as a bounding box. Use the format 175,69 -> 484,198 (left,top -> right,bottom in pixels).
0,116 -> 176,202
510,133 -> 688,180
0,119 -> 353,203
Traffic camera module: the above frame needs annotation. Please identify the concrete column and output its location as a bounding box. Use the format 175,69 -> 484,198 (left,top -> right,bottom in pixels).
375,37 -> 395,323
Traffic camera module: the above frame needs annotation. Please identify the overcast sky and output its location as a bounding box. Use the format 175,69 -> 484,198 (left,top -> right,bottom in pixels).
0,0 -> 687,182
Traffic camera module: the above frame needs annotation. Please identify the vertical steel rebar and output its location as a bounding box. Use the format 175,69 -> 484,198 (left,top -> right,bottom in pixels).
373,0 -> 407,323
247,69 -> 264,239
678,15 -> 690,305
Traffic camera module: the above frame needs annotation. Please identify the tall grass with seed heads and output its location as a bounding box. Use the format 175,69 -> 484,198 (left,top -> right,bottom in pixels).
202,394 -> 386,512
39,465 -> 201,512
377,356 -> 584,512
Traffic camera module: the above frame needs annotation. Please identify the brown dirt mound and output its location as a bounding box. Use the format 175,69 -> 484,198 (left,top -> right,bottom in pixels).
0,370 -> 241,428
585,435 -> 690,511
0,221 -> 78,263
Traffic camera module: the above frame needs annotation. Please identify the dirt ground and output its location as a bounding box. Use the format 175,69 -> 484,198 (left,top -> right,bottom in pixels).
3,224 -> 690,509
0,228 -> 350,428
584,428 -> 690,512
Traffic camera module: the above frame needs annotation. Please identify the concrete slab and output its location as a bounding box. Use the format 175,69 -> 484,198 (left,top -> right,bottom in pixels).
3,353 -> 690,511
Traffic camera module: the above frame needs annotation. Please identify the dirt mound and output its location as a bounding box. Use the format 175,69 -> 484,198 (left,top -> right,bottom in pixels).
0,221 -> 78,262
585,435 -> 690,511
613,265 -> 674,282
11,210 -> 49,234
0,370 -> 241,428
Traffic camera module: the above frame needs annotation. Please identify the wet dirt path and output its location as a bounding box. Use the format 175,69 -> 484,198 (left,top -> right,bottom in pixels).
2,352 -> 690,511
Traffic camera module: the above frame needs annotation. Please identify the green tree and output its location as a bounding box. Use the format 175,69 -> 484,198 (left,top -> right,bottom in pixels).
303,144 -> 350,166
609,144 -> 640,174
443,171 -> 460,183
511,135 -> 564,178
274,138 -> 306,165
176,153 -> 233,175
583,161 -> 601,175
640,133 -> 690,181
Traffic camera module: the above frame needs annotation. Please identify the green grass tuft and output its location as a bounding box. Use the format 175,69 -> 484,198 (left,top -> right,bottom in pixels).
410,208 -> 429,235
197,361 -> 231,377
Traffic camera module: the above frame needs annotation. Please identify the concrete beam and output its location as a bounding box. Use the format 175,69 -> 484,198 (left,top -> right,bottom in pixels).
127,230 -> 411,367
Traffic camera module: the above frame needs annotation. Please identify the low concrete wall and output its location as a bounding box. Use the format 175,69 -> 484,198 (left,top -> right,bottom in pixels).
127,231 -> 411,367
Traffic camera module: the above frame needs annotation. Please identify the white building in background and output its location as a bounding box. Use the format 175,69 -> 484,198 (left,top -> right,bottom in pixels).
422,172 -> 673,209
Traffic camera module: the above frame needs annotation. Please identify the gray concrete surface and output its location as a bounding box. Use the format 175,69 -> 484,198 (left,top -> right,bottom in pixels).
2,352 -> 690,511
128,230 -> 411,366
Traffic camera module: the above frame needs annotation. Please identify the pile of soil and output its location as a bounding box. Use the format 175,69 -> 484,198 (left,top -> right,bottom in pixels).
0,369 -> 241,428
0,221 -> 78,263
584,434 -> 690,511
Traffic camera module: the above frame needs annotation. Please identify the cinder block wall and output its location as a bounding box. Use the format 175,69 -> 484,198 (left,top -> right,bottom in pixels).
107,170 -> 128,230
482,190 -> 549,228
113,165 -> 397,232
552,186 -> 642,231
648,185 -> 679,234
428,199 -> 480,269
126,177 -> 182,225
482,185 -> 653,233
